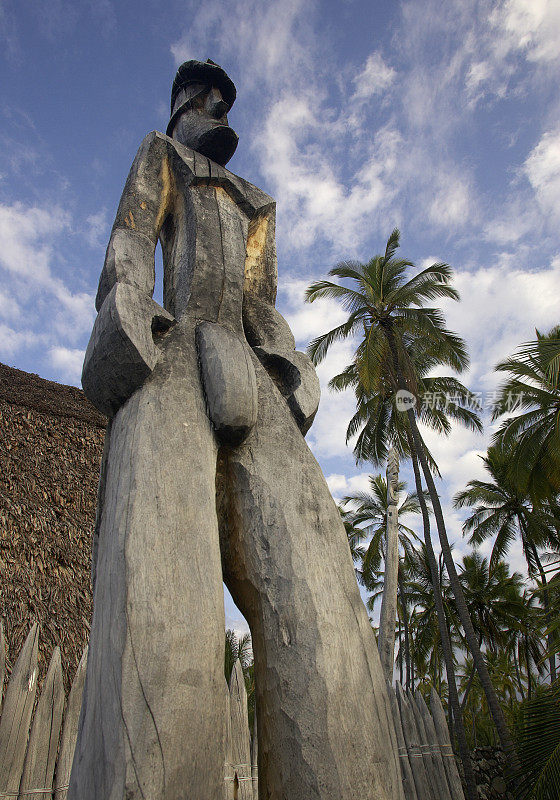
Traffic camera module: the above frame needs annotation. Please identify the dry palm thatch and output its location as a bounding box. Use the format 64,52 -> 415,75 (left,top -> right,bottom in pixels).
0,362 -> 106,692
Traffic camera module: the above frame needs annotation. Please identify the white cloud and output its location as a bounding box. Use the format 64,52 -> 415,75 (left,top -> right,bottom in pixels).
440,259 -> 560,392
84,208 -> 110,249
352,52 -> 396,101
428,171 -> 475,228
326,471 -> 372,502
170,0 -> 314,93
48,346 -> 85,384
524,127 -> 560,220
494,0 -> 560,64
255,98 -> 397,250
0,325 -> 45,359
0,290 -> 21,322
0,200 -> 95,370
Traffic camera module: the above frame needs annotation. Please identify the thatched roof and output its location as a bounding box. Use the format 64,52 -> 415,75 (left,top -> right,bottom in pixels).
0,363 -> 106,691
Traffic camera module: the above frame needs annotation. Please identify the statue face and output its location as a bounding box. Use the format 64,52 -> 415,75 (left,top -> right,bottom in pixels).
170,82 -> 238,165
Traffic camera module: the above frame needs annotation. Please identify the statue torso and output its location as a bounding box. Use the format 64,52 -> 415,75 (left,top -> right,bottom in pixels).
157,136 -> 276,333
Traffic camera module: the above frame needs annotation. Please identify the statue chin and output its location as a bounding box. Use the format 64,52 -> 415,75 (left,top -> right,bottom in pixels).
194,125 -> 239,166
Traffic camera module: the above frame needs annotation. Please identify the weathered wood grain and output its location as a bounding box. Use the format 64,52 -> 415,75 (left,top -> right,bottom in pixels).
408,691 -> 441,800
224,679 -> 233,800
0,621 -> 5,716
396,683 -> 432,800
416,691 -> 453,800
229,660 -> 252,800
55,646 -> 87,800
0,623 -> 39,796
19,647 -> 64,799
387,683 -> 418,800
430,689 -> 466,800
251,709 -> 258,800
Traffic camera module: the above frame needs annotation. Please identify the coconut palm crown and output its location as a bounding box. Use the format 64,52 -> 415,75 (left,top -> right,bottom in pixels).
305,228 -> 469,390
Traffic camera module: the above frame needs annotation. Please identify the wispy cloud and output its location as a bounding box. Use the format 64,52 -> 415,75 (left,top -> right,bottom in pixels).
48,345 -> 85,382
524,126 -> 560,221
0,200 -> 95,376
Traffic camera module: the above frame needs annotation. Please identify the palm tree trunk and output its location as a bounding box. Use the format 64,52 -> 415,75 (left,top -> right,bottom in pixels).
379,452 -> 400,681
398,611 -> 404,685
522,528 -> 557,682
525,634 -> 532,701
405,406 -> 520,776
408,442 -> 478,800
383,322 -> 519,777
461,665 -> 476,711
513,645 -> 525,701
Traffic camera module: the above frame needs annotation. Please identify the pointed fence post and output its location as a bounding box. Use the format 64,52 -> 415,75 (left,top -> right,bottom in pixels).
0,623 -> 39,797
387,683 -> 418,800
396,682 -> 432,800
224,678 -> 233,800
430,688 -> 466,800
229,659 -> 252,799
0,622 -> 5,716
251,709 -> 258,800
416,691 -> 454,800
55,646 -> 88,800
409,691 -> 448,800
19,647 -> 65,800
379,448 -> 400,682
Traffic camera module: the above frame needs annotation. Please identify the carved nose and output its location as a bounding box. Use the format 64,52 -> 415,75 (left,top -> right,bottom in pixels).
206,89 -> 228,119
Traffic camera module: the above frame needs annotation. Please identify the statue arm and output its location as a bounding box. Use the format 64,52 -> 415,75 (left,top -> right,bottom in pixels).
82,132 -> 176,417
243,292 -> 320,435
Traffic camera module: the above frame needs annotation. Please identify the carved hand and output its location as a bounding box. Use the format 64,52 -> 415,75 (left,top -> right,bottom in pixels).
82,283 -> 175,417
243,293 -> 320,434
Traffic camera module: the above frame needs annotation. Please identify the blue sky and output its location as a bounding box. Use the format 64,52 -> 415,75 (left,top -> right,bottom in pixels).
1,0 -> 560,631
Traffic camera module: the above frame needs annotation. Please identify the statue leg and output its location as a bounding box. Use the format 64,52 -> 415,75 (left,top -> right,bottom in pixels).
69,322 -> 226,800
219,355 -> 403,800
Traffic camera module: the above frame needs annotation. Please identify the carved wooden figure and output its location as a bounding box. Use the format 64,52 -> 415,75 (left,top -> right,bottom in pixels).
69,59 -> 403,800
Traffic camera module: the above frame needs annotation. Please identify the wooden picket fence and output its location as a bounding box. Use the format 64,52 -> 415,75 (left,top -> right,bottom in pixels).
0,623 -> 464,800
0,624 -> 257,799
387,682 -> 466,800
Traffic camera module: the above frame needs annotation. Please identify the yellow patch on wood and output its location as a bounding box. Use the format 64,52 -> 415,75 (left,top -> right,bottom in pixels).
244,213 -> 269,294
140,201 -> 147,210
125,211 -> 136,229
155,156 -> 174,233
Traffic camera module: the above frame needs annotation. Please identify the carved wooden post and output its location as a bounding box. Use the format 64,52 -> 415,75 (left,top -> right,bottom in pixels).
70,58 -> 405,800
379,448 -> 399,682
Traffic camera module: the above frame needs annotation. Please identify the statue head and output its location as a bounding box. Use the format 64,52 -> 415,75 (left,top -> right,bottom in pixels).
167,59 -> 238,166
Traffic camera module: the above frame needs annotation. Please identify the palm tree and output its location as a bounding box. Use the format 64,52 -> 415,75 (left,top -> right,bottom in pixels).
454,442 -> 560,680
305,228 -> 518,784
492,327 -> 560,498
225,629 -> 255,732
514,680 -> 560,800
406,544 -> 459,695
342,474 -> 421,688
338,504 -> 367,574
456,552 -> 526,712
